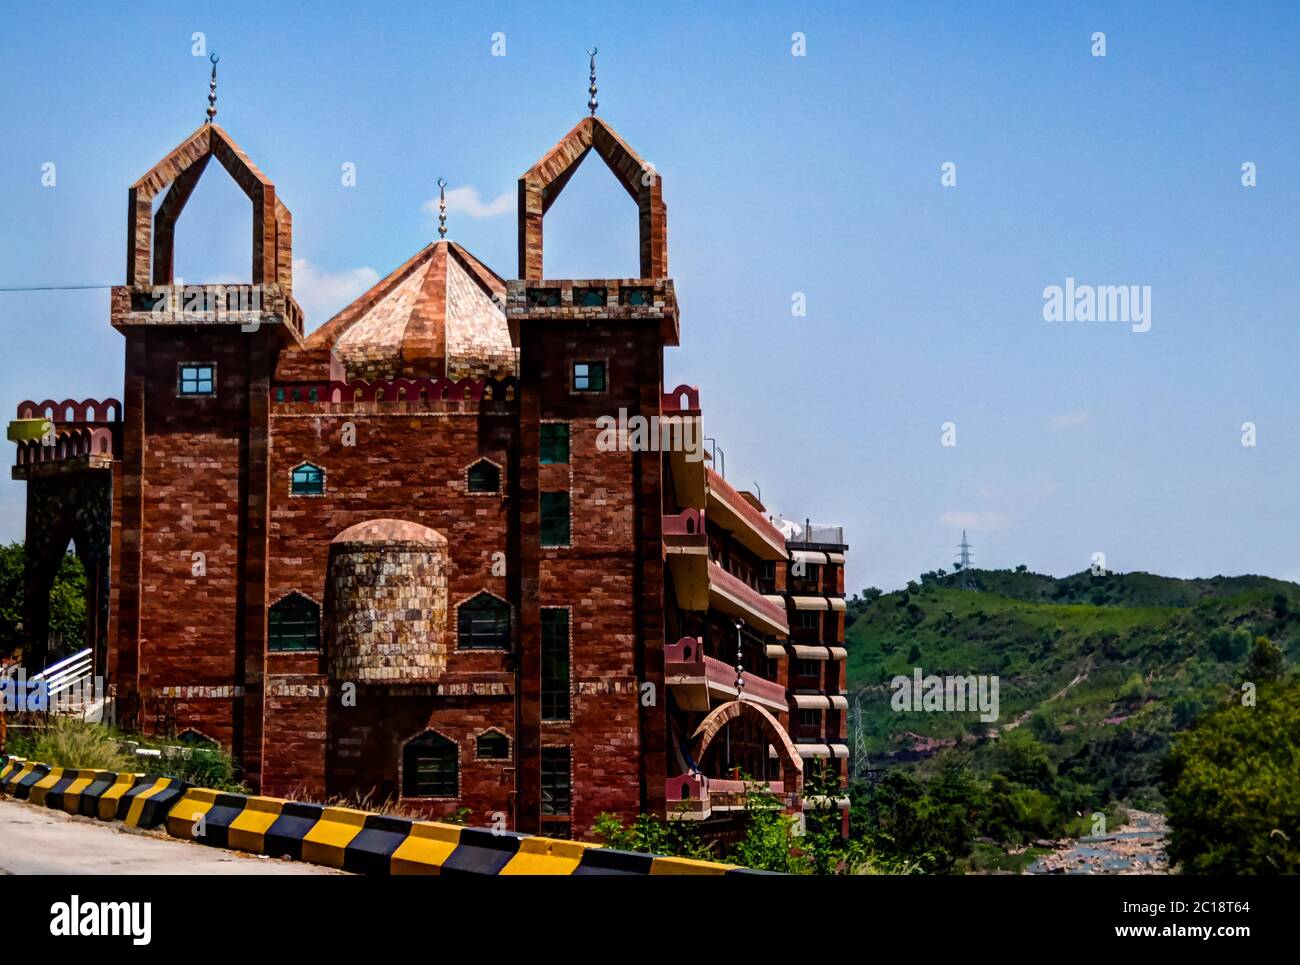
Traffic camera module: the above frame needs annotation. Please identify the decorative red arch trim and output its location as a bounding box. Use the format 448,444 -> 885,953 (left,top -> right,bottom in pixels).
691,699 -> 803,792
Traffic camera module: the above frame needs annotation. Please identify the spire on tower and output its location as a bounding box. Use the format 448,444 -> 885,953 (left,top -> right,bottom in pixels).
205,52 -> 219,124
437,177 -> 448,240
587,46 -> 598,116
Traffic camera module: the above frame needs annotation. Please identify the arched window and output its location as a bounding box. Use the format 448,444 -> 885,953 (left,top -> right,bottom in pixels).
466,459 -> 500,494
290,462 -> 324,496
457,593 -> 510,649
476,730 -> 510,761
403,731 -> 458,797
176,730 -> 218,749
269,592 -> 320,652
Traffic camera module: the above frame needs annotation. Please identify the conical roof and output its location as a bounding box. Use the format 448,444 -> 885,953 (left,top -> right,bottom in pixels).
307,240 -> 515,381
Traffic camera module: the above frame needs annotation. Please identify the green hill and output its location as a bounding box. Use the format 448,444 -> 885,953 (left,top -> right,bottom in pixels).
845,568 -> 1300,809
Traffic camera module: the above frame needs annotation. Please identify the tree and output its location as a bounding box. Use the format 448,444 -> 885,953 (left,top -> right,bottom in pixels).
1163,682 -> 1300,874
992,729 -> 1055,791
1246,636 -> 1285,683
1208,626 -> 1250,662
0,542 -> 86,659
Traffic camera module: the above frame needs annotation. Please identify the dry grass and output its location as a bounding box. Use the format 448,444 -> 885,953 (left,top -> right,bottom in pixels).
28,717 -> 134,771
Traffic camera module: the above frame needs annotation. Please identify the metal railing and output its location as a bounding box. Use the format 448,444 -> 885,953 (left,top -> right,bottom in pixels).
780,519 -> 845,546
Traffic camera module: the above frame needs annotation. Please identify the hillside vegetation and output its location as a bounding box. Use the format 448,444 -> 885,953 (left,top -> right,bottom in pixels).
846,568 -> 1299,810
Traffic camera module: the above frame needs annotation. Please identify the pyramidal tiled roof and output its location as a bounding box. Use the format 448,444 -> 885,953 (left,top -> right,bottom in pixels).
306,241 -> 516,381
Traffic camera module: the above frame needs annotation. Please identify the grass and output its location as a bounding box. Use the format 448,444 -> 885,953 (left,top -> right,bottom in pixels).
8,716 -> 134,771
3,718 -> 247,792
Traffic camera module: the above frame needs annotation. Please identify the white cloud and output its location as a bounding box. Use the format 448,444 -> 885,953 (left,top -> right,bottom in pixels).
422,185 -> 513,220
1050,411 -> 1090,430
292,258 -> 379,326
940,510 -> 1010,531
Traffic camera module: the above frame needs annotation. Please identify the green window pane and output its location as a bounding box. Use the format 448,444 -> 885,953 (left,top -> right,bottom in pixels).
540,491 -> 570,547
467,460 -> 500,493
269,593 -> 320,652
540,423 -> 569,465
541,608 -> 569,720
457,593 -> 510,649
403,732 -> 458,797
540,747 -> 571,816
290,464 -> 324,496
573,362 -> 606,392
476,731 -> 509,760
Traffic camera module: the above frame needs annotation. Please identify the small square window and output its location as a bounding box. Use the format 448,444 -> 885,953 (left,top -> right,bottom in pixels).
540,491 -> 570,547
179,364 -> 215,396
291,463 -> 325,496
572,361 -> 605,392
540,423 -> 569,465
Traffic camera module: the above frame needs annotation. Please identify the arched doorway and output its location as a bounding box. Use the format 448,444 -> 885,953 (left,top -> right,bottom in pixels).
691,699 -> 803,793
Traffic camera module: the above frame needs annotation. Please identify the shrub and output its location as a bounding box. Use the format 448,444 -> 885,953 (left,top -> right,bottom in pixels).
28,718 -> 133,771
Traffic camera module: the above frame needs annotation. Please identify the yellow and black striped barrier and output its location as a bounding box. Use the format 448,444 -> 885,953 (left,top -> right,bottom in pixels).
0,754 -> 184,829
163,787 -> 764,875
118,776 -> 191,828
1,756 -> 766,874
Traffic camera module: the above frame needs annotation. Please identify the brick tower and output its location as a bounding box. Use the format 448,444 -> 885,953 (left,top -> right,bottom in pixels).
507,112 -> 677,834
109,117 -> 304,789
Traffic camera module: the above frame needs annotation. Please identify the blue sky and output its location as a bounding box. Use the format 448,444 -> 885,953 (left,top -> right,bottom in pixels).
1,1 -> 1297,592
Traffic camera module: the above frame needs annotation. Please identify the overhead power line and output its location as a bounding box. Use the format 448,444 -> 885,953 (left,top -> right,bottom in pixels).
0,285 -> 116,292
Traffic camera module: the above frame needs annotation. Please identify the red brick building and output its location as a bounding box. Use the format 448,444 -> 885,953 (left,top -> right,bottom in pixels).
10,95 -> 849,839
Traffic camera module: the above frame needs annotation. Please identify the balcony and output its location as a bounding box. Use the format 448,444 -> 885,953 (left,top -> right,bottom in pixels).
10,398 -> 122,480
705,468 -> 787,562
664,637 -> 788,714
707,562 -> 788,638
665,773 -> 798,821
664,509 -> 709,611
779,519 -> 848,550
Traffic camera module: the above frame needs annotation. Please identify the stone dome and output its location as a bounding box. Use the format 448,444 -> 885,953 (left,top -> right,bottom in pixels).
331,518 -> 446,547
327,519 -> 449,683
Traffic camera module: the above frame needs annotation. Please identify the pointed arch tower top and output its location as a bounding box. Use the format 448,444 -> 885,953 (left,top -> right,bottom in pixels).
125,122 -> 292,296
516,115 -> 666,280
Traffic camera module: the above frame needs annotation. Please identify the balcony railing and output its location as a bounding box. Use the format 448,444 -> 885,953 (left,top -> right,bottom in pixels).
708,561 -> 789,637
665,774 -> 799,819
703,655 -> 787,709
780,519 -> 846,547
664,637 -> 788,713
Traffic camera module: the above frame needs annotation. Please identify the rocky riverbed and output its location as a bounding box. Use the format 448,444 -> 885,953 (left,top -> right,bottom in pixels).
1026,811 -> 1168,875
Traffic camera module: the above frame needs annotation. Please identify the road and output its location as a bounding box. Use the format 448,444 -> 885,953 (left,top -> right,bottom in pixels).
0,798 -> 345,874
